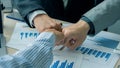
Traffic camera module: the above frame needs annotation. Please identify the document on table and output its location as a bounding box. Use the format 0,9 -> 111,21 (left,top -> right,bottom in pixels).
51,46 -> 83,68
76,35 -> 120,68
6,22 -> 39,50
6,22 -> 120,68
6,22 -> 73,50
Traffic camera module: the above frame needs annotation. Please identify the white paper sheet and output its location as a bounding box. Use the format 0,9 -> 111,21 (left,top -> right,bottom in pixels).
6,22 -> 39,50
50,46 -> 83,68
6,22 -> 120,68
76,36 -> 120,68
6,22 -> 73,50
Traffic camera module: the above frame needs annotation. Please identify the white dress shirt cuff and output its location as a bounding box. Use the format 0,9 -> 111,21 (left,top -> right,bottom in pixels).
28,10 -> 47,28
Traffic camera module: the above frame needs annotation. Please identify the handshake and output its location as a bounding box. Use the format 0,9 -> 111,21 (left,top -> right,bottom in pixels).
34,14 -> 90,50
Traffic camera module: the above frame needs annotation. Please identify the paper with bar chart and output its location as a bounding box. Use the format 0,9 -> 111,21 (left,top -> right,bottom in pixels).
7,22 -> 120,68
6,22 -> 39,50
77,31 -> 120,68
6,22 -> 72,50
50,46 -> 83,68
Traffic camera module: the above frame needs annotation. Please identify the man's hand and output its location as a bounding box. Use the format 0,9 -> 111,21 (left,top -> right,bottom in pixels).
62,20 -> 90,50
33,14 -> 62,32
44,29 -> 64,44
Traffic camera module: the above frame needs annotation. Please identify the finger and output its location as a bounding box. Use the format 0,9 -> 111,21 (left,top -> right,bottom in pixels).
57,22 -> 62,27
64,38 -> 75,49
68,39 -> 78,50
69,39 -> 76,45
54,19 -> 63,26
55,40 -> 63,45
56,22 -> 63,31
60,23 -> 63,26
49,24 -> 61,31
50,20 -> 62,32
73,39 -> 84,50
55,39 -> 65,46
54,24 -> 62,32
77,40 -> 83,47
64,38 -> 78,50
71,40 -> 79,50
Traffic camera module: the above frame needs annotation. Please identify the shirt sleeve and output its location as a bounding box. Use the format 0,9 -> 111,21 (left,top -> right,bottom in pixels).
28,10 -> 47,28
0,32 -> 56,68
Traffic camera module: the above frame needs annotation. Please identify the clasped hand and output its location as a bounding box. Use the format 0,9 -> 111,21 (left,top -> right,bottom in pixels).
34,14 -> 90,50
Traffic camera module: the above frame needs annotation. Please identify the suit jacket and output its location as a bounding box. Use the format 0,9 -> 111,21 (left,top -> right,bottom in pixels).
13,0 -> 103,26
84,0 -> 120,34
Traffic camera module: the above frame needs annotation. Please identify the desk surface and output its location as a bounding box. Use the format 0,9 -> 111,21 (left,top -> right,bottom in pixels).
3,13 -> 120,68
3,13 -> 17,54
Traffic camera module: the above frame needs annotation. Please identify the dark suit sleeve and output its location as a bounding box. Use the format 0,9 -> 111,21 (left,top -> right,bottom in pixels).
81,16 -> 95,35
13,0 -> 44,27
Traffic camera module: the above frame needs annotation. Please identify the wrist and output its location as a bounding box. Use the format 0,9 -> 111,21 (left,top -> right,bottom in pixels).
77,20 -> 90,33
33,14 -> 47,26
28,10 -> 47,27
80,16 -> 95,35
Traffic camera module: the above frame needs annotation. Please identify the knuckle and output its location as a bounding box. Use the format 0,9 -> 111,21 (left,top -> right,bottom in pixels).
52,23 -> 58,27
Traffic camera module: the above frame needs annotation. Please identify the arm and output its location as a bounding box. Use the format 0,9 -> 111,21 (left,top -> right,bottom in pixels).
0,32 -> 55,68
13,0 -> 62,32
84,0 -> 120,34
62,0 -> 120,49
13,0 -> 44,27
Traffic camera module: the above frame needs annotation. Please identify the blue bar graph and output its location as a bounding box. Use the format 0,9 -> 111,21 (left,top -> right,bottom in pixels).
66,62 -> 74,68
50,60 -> 74,68
87,49 -> 94,55
25,32 -> 28,38
20,32 -> 40,39
51,60 -> 60,68
100,52 -> 106,58
92,50 -> 98,55
59,60 -> 67,68
29,32 -> 33,37
93,36 -> 119,49
20,32 -> 24,39
105,53 -> 111,61
82,48 -> 89,54
80,47 -> 85,52
95,51 -> 102,58
76,47 -> 111,61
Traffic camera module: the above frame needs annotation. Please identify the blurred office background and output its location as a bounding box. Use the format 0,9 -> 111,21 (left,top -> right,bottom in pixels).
0,0 -> 13,12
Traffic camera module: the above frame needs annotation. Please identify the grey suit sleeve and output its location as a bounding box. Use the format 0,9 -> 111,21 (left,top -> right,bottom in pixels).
84,0 -> 120,34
